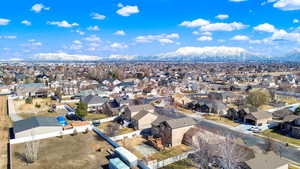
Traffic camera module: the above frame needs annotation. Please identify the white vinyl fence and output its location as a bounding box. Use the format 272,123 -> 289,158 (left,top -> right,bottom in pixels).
146,150 -> 196,169
10,125 -> 93,144
111,130 -> 141,141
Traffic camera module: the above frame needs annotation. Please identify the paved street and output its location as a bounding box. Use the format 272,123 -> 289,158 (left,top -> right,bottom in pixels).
183,112 -> 300,163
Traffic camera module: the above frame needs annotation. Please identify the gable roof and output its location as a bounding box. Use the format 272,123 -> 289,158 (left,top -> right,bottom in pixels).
245,152 -> 288,169
128,104 -> 154,113
14,116 -> 61,133
247,111 -> 272,120
165,117 -> 197,129
132,110 -> 157,121
81,95 -> 107,105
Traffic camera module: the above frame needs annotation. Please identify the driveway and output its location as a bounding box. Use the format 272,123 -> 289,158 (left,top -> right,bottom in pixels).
234,123 -> 270,134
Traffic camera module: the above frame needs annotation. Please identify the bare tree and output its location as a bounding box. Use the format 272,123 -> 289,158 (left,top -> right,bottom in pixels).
189,136 -> 215,169
189,130 -> 252,169
24,140 -> 39,163
105,123 -> 120,137
217,134 -> 251,169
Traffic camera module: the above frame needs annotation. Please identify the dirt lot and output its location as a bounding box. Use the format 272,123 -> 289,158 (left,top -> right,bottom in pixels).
13,98 -> 57,114
12,132 -> 113,169
0,96 -> 10,169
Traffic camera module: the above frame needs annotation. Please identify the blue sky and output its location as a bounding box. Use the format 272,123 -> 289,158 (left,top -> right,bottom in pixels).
1,0 -> 300,61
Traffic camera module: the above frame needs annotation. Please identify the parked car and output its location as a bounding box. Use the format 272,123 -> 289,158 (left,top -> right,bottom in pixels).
92,121 -> 100,126
66,114 -> 81,121
249,126 -> 262,133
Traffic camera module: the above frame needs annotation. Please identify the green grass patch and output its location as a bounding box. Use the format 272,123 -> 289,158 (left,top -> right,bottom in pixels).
203,114 -> 240,127
258,129 -> 300,146
85,113 -> 109,120
161,159 -> 195,169
148,145 -> 192,161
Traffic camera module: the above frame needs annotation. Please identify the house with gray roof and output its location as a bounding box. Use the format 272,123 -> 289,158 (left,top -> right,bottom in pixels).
13,116 -> 62,138
80,95 -> 108,112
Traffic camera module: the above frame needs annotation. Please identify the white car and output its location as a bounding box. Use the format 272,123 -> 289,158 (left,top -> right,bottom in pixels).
249,126 -> 262,133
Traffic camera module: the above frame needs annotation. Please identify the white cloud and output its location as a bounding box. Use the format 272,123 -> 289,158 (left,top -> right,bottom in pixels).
84,35 -> 101,42
117,5 -> 139,16
254,23 -> 277,32
158,46 -> 252,58
31,3 -> 50,13
110,42 -> 128,49
197,36 -> 213,41
201,32 -> 212,36
159,39 -> 174,43
271,0 -> 300,11
114,30 -> 126,36
117,3 -> 124,7
33,53 -> 101,61
91,13 -> 106,20
73,30 -> 85,35
180,18 -> 210,28
200,22 -> 247,31
293,19 -> 299,23
231,35 -> 250,41
136,33 -> 180,43
47,20 -> 79,28
73,40 -> 82,44
0,35 -> 16,39
87,25 -> 100,31
9,58 -> 23,61
21,20 -> 31,26
216,14 -> 229,20
109,54 -> 135,60
0,18 -> 10,26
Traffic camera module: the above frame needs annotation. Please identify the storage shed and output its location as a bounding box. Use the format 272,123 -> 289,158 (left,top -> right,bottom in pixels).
114,147 -> 138,168
109,158 -> 130,169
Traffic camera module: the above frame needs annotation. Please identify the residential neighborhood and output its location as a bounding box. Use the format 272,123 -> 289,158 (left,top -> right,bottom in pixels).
0,62 -> 300,169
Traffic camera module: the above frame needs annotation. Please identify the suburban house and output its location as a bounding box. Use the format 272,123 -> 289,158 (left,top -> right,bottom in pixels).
245,151 -> 288,169
131,110 -> 158,130
280,115 -> 300,139
15,83 -> 48,98
80,95 -> 108,112
185,99 -> 227,115
244,111 -> 273,126
154,117 -> 197,147
13,116 -> 62,138
121,104 -> 155,121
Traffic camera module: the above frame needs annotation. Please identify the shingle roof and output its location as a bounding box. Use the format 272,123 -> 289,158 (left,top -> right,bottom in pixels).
246,152 -> 288,169
81,95 -> 107,105
132,110 -> 154,121
14,116 -> 61,133
165,117 -> 197,129
128,104 -> 154,113
248,111 -> 272,120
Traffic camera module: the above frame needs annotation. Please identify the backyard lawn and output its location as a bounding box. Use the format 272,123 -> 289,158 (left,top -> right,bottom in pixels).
85,113 -> 109,121
12,132 -> 113,169
203,114 -> 240,127
18,112 -> 63,119
257,129 -> 300,146
148,144 -> 192,161
14,98 -> 58,114
97,121 -> 135,136
162,159 -> 196,169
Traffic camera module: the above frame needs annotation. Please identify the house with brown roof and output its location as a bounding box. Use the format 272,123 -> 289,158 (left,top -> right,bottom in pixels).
131,110 -> 158,130
154,117 -> 197,147
121,104 -> 155,121
244,111 -> 272,126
